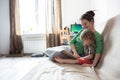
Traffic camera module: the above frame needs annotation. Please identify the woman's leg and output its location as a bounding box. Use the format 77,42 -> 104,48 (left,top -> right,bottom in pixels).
55,57 -> 79,64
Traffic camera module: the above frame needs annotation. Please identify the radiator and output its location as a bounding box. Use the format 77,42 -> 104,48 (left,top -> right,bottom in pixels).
22,34 -> 46,53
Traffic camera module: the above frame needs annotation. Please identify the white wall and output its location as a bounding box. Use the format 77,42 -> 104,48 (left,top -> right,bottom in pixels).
61,0 -> 90,28
62,0 -> 120,33
0,0 -> 10,54
90,0 -> 120,33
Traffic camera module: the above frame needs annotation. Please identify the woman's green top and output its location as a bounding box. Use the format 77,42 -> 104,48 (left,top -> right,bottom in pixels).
70,29 -> 103,55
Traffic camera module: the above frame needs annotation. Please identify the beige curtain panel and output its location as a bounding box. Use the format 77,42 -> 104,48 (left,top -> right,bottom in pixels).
9,0 -> 23,54
46,0 -> 62,48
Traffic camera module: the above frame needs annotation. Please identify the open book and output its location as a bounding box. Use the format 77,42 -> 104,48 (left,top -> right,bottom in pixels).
62,50 -> 77,59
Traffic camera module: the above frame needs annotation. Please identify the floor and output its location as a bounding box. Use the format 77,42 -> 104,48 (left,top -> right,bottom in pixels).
0,56 -> 48,80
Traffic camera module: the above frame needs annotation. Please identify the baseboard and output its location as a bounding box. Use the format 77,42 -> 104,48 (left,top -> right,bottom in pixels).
0,54 -> 4,57
1,53 -> 36,57
5,53 -> 25,57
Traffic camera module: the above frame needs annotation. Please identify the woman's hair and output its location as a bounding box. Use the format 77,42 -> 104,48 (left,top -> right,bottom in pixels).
80,10 -> 95,21
80,29 -> 95,41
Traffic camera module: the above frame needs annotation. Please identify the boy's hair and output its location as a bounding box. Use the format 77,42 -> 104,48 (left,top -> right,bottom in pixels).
80,29 -> 95,41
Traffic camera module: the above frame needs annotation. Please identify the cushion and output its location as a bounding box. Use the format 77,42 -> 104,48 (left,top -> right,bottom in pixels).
96,14 -> 120,80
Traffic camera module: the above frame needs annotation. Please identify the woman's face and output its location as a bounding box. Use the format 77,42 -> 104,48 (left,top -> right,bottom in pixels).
81,19 -> 93,29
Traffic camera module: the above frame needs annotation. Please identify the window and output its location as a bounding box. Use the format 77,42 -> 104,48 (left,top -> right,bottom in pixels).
19,0 -> 47,53
19,0 -> 46,34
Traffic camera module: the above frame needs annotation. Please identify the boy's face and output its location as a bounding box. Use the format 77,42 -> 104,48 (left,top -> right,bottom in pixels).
83,39 -> 93,46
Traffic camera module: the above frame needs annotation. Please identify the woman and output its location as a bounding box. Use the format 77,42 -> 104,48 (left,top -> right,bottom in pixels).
55,10 -> 103,67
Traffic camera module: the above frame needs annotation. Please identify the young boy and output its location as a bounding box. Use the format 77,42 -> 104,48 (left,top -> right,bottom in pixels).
55,29 -> 96,65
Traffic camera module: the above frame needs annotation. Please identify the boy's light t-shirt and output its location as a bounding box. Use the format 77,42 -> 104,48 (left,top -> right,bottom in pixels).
70,29 -> 103,55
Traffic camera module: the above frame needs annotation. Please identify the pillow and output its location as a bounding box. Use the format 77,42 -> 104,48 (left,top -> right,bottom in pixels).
31,52 -> 45,57
44,46 -> 72,61
49,50 -> 69,61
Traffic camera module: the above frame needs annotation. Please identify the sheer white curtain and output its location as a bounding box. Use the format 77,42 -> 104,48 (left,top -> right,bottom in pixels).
19,0 -> 46,34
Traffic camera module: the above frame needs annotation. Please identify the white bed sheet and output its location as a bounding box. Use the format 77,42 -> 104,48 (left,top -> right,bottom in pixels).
21,58 -> 100,80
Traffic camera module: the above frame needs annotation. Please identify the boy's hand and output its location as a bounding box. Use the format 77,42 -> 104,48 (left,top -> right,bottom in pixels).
81,64 -> 92,67
74,52 -> 81,58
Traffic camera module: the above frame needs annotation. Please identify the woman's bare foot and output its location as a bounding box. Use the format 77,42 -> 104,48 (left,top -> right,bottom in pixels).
55,57 -> 64,64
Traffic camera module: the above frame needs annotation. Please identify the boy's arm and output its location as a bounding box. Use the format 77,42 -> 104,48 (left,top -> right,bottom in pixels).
81,54 -> 101,67
82,44 -> 95,59
82,54 -> 93,59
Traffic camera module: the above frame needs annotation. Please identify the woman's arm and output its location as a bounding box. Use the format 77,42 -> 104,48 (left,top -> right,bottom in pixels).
92,33 -> 103,67
92,54 -> 101,67
71,44 -> 80,58
70,30 -> 83,58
